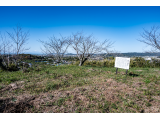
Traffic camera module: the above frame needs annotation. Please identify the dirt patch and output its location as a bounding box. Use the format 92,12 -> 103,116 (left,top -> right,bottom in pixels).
0,81 -> 25,93
0,75 -> 159,113
106,71 -> 111,74
59,75 -> 72,80
132,81 -> 144,88
87,68 -> 96,72
0,95 -> 35,113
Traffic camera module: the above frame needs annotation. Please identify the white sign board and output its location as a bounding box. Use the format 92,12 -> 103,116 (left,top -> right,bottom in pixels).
115,57 -> 130,70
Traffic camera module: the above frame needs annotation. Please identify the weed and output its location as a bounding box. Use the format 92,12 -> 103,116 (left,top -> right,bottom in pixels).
61,79 -> 70,87
90,109 -> 94,113
144,79 -> 151,84
111,103 -> 117,109
11,97 -> 17,102
102,101 -> 110,113
56,98 -> 65,107
136,94 -> 143,100
45,102 -> 52,106
133,104 -> 140,110
0,85 -> 3,90
146,102 -> 152,107
45,82 -> 60,91
156,90 -> 160,95
75,107 -> 82,113
143,90 -> 152,96
45,70 -> 49,74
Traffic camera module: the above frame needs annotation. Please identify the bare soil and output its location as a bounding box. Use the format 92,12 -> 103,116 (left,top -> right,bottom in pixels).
1,76 -> 159,113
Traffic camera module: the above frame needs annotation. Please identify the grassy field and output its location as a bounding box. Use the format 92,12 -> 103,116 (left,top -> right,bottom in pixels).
0,63 -> 160,113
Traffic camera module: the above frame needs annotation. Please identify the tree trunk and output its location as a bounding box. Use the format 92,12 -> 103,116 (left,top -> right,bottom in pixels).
79,58 -> 88,66
0,58 -> 7,70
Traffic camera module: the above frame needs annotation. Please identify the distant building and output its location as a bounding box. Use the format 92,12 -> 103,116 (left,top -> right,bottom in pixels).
144,57 -> 152,61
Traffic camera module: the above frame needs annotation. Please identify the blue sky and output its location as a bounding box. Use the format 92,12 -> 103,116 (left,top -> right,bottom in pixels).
0,6 -> 160,54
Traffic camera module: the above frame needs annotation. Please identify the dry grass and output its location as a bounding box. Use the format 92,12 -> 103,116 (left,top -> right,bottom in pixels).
0,65 -> 160,113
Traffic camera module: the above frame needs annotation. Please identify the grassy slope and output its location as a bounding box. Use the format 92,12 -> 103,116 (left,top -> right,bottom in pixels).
0,64 -> 160,113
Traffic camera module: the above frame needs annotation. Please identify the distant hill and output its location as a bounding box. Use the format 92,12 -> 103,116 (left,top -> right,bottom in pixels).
25,52 -> 160,57
120,52 -> 160,57
103,52 -> 160,57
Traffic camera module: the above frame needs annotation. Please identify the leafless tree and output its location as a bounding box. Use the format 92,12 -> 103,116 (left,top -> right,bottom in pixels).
39,35 -> 71,63
0,32 -> 11,70
138,26 -> 160,52
70,32 -> 113,66
7,24 -> 30,65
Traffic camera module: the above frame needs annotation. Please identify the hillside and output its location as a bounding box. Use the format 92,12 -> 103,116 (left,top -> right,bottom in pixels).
0,64 -> 160,113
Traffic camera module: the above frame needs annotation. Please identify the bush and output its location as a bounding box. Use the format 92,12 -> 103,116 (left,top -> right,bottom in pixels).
74,57 -> 160,68
96,61 -> 101,67
83,61 -> 90,66
22,68 -> 29,73
24,63 -> 29,68
8,63 -> 19,71
130,57 -> 160,68
28,67 -> 34,71
19,63 -> 23,67
152,58 -> 160,67
74,60 -> 80,66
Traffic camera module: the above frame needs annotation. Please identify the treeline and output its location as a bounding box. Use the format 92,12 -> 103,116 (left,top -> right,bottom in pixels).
74,57 -> 160,68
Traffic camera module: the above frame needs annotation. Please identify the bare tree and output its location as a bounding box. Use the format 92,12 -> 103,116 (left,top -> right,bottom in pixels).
7,24 -> 30,65
0,32 -> 11,70
39,35 -> 71,63
138,26 -> 160,52
70,32 -> 113,66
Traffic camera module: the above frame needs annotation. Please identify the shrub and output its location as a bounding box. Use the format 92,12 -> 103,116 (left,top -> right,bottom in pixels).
74,61 -> 80,66
108,60 -> 114,67
8,63 -> 19,71
130,57 -> 160,68
74,57 -> 160,68
22,68 -> 29,73
24,63 -> 29,68
83,61 -> 90,66
28,67 -> 34,71
96,61 -> 101,67
91,61 -> 97,67
152,58 -> 160,67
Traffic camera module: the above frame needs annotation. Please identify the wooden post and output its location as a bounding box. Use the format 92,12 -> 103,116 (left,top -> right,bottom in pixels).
116,68 -> 118,74
124,69 -> 128,80
126,70 -> 128,75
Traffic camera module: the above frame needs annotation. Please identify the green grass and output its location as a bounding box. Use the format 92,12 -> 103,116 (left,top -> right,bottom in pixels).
45,81 -> 60,91
0,63 -> 160,113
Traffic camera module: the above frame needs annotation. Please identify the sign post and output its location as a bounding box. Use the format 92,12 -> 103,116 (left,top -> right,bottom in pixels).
114,57 -> 130,75
116,68 -> 118,74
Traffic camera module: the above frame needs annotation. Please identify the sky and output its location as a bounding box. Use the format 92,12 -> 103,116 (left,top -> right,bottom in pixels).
0,6 -> 160,54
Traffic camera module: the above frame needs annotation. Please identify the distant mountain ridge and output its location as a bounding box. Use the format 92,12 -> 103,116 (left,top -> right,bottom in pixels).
120,52 -> 160,57
24,52 -> 160,57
